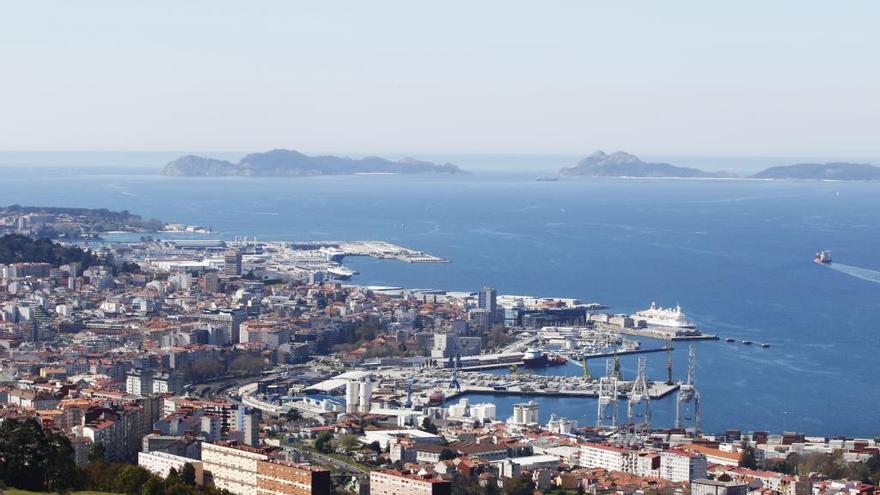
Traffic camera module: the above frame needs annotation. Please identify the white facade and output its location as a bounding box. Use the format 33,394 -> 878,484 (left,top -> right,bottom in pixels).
509,401 -> 539,426
201,442 -> 268,495
579,444 -> 628,471
660,450 -> 708,482
138,451 -> 203,485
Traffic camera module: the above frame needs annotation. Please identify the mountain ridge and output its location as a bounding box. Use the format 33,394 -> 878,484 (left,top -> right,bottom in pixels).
161,149 -> 466,176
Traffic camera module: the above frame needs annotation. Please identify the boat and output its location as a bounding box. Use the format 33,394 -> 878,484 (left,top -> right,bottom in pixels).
427,391 -> 445,405
761,343 -> 770,348
327,266 -> 358,279
742,340 -> 753,345
814,250 -> 832,264
521,348 -> 549,367
725,338 -> 736,343
536,176 -> 559,182
634,301 -> 696,328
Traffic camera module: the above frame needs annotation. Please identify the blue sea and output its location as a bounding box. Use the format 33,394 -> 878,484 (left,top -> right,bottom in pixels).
4,157 -> 880,436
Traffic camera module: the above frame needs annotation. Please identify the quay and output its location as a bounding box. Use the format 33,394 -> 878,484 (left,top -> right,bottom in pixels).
456,346 -> 672,371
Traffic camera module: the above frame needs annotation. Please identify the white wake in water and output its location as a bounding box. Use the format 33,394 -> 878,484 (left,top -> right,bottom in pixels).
826,263 -> 880,284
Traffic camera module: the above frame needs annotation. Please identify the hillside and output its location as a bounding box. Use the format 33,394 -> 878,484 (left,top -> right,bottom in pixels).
559,151 -> 731,178
751,162 -> 880,180
161,149 -> 466,176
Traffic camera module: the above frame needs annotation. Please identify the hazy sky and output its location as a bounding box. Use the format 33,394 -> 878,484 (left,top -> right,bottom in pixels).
2,1 -> 879,157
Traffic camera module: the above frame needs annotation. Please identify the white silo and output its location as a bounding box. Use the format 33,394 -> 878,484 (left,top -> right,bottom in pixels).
358,378 -> 373,413
345,380 -> 360,413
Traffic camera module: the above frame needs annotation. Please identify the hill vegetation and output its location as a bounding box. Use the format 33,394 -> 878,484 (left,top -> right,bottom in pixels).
751,162 -> 880,180
0,234 -> 101,267
559,151 -> 731,178
558,151 -> 880,181
161,149 -> 466,176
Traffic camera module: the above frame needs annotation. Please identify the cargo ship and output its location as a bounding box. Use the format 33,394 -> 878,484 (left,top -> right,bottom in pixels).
814,250 -> 832,264
521,348 -> 549,367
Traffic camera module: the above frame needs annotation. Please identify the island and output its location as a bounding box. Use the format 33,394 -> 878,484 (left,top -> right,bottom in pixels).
559,151 -> 732,178
558,151 -> 880,181
751,162 -> 880,181
161,149 -> 466,176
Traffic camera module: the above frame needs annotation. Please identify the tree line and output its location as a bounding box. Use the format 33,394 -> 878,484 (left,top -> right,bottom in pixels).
0,418 -> 228,495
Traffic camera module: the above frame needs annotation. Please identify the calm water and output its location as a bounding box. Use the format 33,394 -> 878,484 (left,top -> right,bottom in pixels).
4,164 -> 880,436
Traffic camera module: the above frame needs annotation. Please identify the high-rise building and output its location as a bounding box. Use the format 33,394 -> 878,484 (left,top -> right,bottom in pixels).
199,308 -> 247,344
224,249 -> 243,277
243,408 -> 261,447
478,286 -> 497,313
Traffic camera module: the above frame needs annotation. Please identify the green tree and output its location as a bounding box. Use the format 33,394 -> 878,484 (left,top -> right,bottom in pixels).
439,448 -> 458,461
140,476 -> 164,495
338,434 -> 361,452
181,463 -> 197,486
739,439 -> 758,469
88,442 -> 107,463
315,431 -> 334,453
285,409 -> 302,422
503,475 -> 535,495
0,418 -> 78,492
420,417 -> 439,434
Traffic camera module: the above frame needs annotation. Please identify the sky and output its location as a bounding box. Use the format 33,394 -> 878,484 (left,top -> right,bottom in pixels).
2,1 -> 879,159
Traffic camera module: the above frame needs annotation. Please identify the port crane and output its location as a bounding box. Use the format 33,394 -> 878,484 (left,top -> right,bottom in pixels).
675,344 -> 701,434
596,358 -> 619,428
623,356 -> 651,446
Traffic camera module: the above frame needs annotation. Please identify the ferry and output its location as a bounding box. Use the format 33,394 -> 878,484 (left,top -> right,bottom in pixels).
814,250 -> 832,264
327,266 -> 358,279
634,301 -> 695,328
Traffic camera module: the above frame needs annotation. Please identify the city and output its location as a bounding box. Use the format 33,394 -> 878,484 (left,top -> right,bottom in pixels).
0,211 -> 878,495
2,2 -> 879,495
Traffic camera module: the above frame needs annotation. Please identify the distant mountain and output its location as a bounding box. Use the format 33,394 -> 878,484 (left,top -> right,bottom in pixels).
559,151 -> 732,178
161,149 -> 466,176
751,162 -> 880,181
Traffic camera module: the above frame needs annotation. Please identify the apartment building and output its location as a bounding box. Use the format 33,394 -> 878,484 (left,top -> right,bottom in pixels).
201,442 -> 329,495
369,470 -> 451,495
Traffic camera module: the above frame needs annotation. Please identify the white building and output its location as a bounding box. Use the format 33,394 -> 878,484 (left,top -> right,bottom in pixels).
138,451 -> 203,485
201,442 -> 267,495
660,449 -> 708,482
546,414 -> 576,434
509,401 -> 539,426
344,376 -> 373,414
579,443 -> 629,472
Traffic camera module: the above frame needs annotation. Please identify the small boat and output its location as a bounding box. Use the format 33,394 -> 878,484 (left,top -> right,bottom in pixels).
427,391 -> 445,405
536,176 -> 559,182
814,250 -> 832,264
725,338 -> 736,343
761,343 -> 770,348
742,340 -> 753,346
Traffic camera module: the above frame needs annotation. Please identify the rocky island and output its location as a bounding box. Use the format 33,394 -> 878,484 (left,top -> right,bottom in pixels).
161,149 -> 466,177
559,151 -> 732,178
558,151 -> 880,181
751,162 -> 880,180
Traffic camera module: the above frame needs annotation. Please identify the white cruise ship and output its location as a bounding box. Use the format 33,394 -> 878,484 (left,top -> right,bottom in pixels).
634,301 -> 695,328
